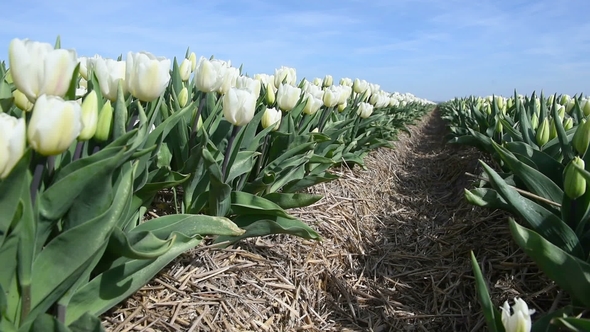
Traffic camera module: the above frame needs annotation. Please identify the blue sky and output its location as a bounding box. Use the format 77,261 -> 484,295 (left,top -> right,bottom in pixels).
0,0 -> 588,101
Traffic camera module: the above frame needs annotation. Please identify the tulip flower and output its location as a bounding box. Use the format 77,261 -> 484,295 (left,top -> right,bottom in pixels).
194,57 -> 228,93
276,84 -> 301,111
312,77 -> 322,86
500,298 -> 535,332
353,79 -> 370,94
340,77 -> 353,87
9,38 -> 78,102
303,93 -> 323,115
357,102 -> 374,118
93,56 -> 127,102
13,89 -> 33,111
338,85 -> 352,104
78,90 -> 99,141
28,95 -> 82,156
322,75 -> 333,87
261,107 -> 281,130
125,51 -> 171,102
236,76 -> 261,99
179,58 -> 192,81
322,86 -> 340,108
218,67 -> 240,95
0,113 -> 26,179
222,87 -> 257,126
274,66 -> 297,87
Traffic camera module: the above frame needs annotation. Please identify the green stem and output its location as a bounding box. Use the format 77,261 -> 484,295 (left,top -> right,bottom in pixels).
221,125 -> 240,182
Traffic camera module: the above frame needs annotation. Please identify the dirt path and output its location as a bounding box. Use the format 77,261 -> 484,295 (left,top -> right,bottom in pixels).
102,110 -> 554,332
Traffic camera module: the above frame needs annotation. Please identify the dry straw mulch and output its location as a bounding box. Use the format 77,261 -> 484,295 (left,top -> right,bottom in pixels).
102,110 -> 559,332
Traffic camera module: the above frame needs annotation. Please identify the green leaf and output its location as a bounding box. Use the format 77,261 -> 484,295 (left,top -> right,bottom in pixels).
470,251 -> 503,332
26,164 -> 135,325
67,312 -> 105,332
214,215 -> 321,246
231,192 -> 294,219
491,141 -> 563,205
480,161 -> 583,257
509,219 -> 590,307
128,214 -> 243,239
0,151 -> 30,246
262,193 -> 323,210
464,188 -> 513,211
551,317 -> 590,331
29,313 -> 69,332
226,151 -> 260,183
106,227 -> 175,259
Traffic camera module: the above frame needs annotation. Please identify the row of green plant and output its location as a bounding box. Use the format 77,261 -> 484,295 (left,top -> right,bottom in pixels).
0,36 -> 433,331
440,92 -> 590,331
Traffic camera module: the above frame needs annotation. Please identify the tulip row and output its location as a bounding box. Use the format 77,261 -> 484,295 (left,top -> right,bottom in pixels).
0,36 -> 433,332
440,91 -> 590,331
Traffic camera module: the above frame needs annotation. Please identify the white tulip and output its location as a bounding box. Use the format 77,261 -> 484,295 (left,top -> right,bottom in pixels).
276,84 -> 301,111
222,87 -> 257,126
28,95 -> 82,156
9,38 -> 78,102
125,51 -> 171,102
218,66 -> 240,95
194,57 -> 228,93
236,76 -> 261,99
274,66 -> 297,87
93,56 -> 126,102
357,102 -> 374,118
179,58 -> 192,81
261,107 -> 281,130
0,113 -> 26,179
322,86 -> 341,108
500,298 -> 535,332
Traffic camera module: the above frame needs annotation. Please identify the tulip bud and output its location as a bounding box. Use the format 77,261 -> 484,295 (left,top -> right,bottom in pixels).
564,157 -> 587,199
94,100 -> 113,142
276,84 -> 301,112
563,117 -> 574,131
222,87 -> 256,126
179,58 -> 192,81
178,87 -> 189,108
9,38 -> 78,102
582,99 -> 590,116
312,77 -> 322,86
265,83 -> 276,105
322,75 -> 333,87
0,113 -> 26,179
556,105 -> 566,120
536,117 -> 550,146
496,119 -> 503,133
560,94 -> 570,105
338,101 -> 347,112
500,298 -> 535,332
573,118 -> 590,155
78,90 -> 99,141
311,128 -> 319,133
565,99 -> 576,114
125,51 -> 171,102
189,52 -> 197,71
530,112 -> 539,130
28,95 -> 82,156
13,89 -> 33,111
549,117 -> 557,140
261,107 -> 281,130
547,94 -> 555,106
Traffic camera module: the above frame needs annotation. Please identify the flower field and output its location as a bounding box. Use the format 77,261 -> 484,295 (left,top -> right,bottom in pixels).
0,36 -> 588,332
